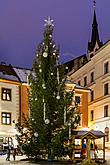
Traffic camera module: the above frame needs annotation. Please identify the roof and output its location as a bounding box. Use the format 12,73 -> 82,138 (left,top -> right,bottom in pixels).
13,67 -> 31,83
88,9 -> 103,52
72,130 -> 105,138
0,64 -> 20,82
65,80 -> 90,91
63,54 -> 87,73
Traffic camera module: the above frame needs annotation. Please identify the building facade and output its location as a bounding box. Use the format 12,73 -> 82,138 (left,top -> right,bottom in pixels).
68,6 -> 110,147
0,64 -> 30,148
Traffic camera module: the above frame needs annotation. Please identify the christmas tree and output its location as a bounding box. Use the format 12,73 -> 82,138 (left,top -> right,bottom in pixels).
16,17 -> 80,160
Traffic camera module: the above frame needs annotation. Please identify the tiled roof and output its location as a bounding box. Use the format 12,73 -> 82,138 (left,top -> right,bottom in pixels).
13,67 -> 31,83
0,64 -> 20,82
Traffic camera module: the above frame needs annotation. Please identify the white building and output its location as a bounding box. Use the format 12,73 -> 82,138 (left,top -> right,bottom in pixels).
68,6 -> 110,147
0,63 -> 20,148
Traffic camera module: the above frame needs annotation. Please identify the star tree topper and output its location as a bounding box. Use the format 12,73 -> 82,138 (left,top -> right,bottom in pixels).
44,16 -> 54,27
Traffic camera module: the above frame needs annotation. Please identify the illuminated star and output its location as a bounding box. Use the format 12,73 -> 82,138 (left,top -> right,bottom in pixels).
44,16 -> 54,26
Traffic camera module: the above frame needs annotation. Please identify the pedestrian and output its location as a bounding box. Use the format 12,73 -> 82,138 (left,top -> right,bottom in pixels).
81,139 -> 86,159
6,146 -> 10,161
94,144 -> 98,159
13,148 -> 16,161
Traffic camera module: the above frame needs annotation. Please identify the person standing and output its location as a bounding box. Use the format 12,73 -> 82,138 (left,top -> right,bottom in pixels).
13,148 -> 16,161
6,146 -> 10,161
81,140 -> 86,159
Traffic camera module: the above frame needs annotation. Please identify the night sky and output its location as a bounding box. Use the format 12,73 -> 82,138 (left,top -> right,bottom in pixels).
0,0 -> 110,68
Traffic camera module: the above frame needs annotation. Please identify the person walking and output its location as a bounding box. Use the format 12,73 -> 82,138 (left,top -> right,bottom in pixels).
13,148 -> 16,161
6,146 -> 10,161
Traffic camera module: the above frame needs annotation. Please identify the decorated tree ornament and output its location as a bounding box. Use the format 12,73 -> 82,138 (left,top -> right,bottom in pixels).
65,66 -> 68,70
51,72 -> 53,75
45,119 -> 50,124
34,132 -> 39,137
56,95 -> 60,100
43,102 -> 46,121
43,52 -> 48,58
53,52 -> 56,56
43,98 -> 45,103
64,106 -> 66,124
72,118 -> 75,122
42,84 -> 46,89
35,97 -> 37,101
39,69 -> 42,73
68,123 -> 71,139
53,44 -> 55,48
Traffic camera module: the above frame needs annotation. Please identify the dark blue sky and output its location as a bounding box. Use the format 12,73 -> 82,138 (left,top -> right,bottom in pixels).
0,0 -> 110,68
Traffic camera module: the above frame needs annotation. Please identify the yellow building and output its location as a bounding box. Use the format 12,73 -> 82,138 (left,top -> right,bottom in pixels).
0,63 -> 89,148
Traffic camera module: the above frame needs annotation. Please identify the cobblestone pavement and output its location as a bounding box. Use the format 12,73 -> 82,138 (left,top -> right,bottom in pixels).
0,151 -> 110,165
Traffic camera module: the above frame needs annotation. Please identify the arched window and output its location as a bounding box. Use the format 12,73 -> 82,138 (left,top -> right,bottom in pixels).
105,127 -> 109,142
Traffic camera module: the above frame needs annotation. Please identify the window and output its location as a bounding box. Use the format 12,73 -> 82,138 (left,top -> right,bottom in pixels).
78,80 -> 81,86
90,72 -> 94,83
105,127 -> 109,142
1,112 -> 11,125
84,76 -> 87,86
1,88 -> 11,101
104,83 -> 108,96
90,90 -> 94,102
90,110 -> 94,121
90,53 -> 94,59
104,61 -> 109,74
75,96 -> 81,105
104,105 -> 108,117
79,114 -> 82,126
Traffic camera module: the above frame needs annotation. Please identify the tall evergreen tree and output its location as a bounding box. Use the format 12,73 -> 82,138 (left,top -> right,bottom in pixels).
16,17 -> 80,160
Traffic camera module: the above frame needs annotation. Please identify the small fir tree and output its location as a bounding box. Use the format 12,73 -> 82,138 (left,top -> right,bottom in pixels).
16,17 -> 80,160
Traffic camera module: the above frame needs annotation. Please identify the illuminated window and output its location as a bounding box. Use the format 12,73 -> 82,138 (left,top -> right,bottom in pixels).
1,112 -> 11,125
105,127 -> 109,142
104,105 -> 108,117
90,72 -> 94,83
104,61 -> 109,74
104,83 -> 108,96
90,110 -> 94,121
84,76 -> 87,86
1,88 -> 11,101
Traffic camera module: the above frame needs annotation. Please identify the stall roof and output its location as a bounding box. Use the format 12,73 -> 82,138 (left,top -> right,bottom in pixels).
72,130 -> 105,138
